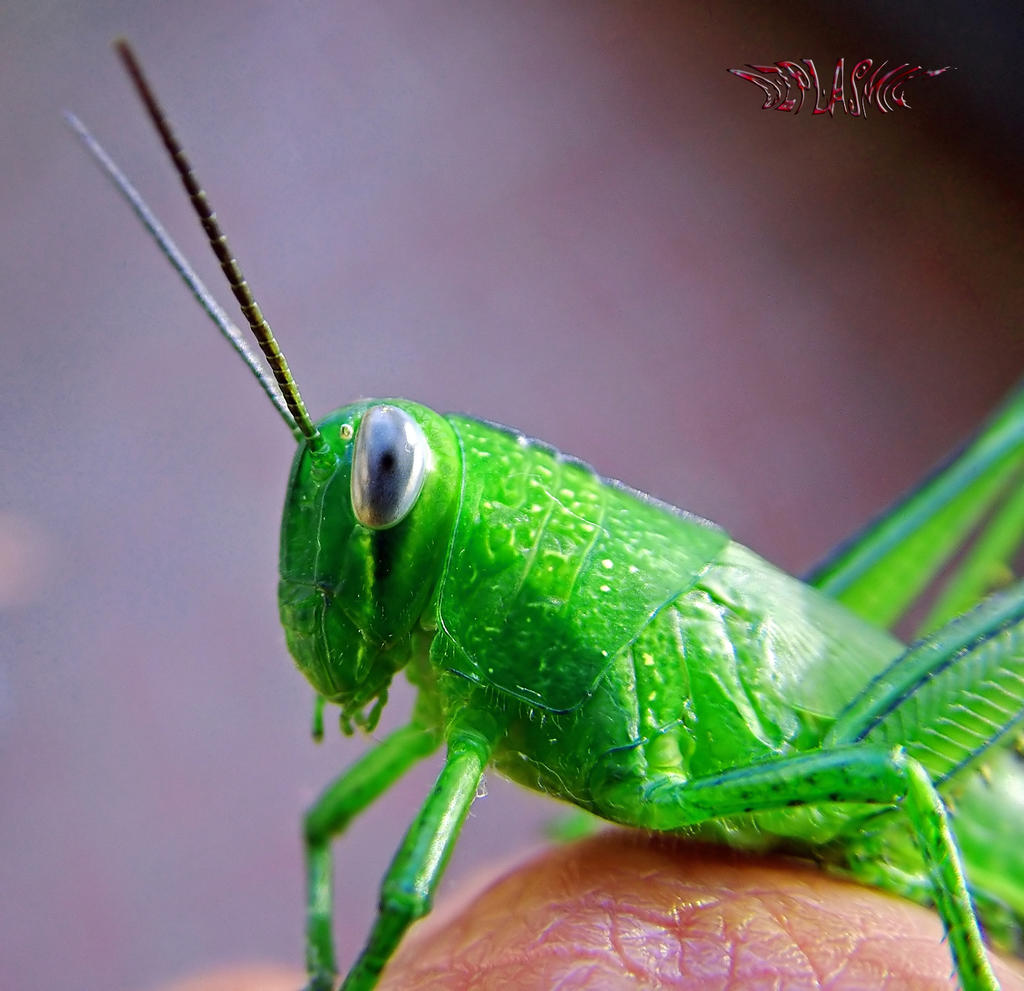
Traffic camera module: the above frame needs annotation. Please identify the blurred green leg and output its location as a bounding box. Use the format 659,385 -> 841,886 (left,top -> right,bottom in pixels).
303,722 -> 439,991
805,379 -> 1024,629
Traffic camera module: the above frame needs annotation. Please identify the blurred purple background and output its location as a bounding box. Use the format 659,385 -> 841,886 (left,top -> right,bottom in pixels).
3,2 -> 1022,989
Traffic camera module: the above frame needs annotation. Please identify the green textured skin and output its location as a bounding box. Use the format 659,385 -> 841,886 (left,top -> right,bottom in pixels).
432,414 -> 729,711
278,398 -> 1024,956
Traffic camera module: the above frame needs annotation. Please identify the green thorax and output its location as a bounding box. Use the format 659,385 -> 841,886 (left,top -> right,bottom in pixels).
431,415 -> 729,711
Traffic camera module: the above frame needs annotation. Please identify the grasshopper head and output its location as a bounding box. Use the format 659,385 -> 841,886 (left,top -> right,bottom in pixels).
278,400 -> 460,731
97,46 -> 462,733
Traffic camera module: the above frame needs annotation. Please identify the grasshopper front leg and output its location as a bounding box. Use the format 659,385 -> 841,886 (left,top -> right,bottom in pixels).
302,722 -> 440,991
339,722 -> 496,991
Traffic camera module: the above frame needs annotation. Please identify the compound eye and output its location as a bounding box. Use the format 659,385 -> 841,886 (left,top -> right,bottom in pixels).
351,405 -> 429,529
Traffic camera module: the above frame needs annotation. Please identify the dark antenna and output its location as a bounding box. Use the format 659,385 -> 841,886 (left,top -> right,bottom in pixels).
112,38 -> 328,455
65,110 -> 301,437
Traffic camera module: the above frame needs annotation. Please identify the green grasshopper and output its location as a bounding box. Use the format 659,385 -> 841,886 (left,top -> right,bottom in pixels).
74,41 -> 1024,991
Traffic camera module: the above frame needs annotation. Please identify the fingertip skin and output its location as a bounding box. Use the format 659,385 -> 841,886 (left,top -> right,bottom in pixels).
148,833 -> 1024,991
380,834 -> 1024,991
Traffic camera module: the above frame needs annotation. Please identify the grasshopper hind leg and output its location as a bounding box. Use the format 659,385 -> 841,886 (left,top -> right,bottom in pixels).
590,744 -> 1000,990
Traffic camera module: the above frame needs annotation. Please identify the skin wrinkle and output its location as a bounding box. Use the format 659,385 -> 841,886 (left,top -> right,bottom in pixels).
602,893 -> 667,982
738,882 -> 962,990
549,962 -> 606,990
736,888 -> 825,989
